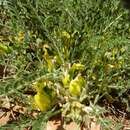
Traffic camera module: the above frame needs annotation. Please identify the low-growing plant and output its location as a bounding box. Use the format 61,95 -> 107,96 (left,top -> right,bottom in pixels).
0,0 -> 130,129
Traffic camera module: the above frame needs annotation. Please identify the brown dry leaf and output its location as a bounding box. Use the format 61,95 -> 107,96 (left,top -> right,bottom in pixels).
0,111 -> 10,126
23,126 -> 32,130
123,119 -> 130,130
90,121 -> 101,130
65,122 -> 80,130
12,105 -> 27,114
124,127 -> 130,130
0,96 -> 10,109
47,118 -> 81,130
46,118 -> 62,130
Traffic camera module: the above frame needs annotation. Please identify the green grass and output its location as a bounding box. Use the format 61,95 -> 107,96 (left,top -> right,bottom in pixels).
0,0 -> 130,129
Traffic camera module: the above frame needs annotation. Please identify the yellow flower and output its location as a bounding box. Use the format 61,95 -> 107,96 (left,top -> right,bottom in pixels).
62,72 -> 70,88
69,75 -> 85,96
107,64 -> 115,68
54,55 -> 62,65
32,79 -> 56,112
43,45 -> 54,72
33,79 -> 46,91
14,31 -> 25,43
69,80 -> 81,96
71,63 -> 85,71
62,31 -> 70,39
34,91 -> 51,112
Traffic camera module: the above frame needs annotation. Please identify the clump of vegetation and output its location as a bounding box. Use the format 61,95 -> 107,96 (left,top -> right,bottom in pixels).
0,0 -> 130,129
